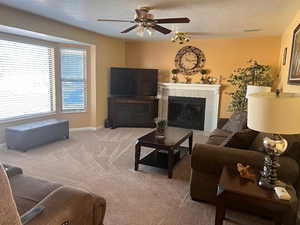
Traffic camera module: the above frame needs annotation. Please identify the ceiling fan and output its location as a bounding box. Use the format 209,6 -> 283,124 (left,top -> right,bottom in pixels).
97,7 -> 190,36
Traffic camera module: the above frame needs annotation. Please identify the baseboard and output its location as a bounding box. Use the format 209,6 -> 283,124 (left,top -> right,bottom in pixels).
70,126 -> 103,132
0,143 -> 6,150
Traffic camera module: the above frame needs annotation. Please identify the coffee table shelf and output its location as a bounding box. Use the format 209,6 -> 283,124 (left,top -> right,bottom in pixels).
139,147 -> 188,169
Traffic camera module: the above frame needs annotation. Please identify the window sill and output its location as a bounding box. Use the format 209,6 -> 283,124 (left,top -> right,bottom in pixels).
60,110 -> 87,114
0,112 -> 57,125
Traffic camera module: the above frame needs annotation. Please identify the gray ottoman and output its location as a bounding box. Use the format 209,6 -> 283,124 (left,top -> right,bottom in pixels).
5,119 -> 69,152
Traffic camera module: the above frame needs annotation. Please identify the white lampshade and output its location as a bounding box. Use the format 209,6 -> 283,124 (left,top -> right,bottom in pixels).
247,92 -> 300,134
246,85 -> 271,98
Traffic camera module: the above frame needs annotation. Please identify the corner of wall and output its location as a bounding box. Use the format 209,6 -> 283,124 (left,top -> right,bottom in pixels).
278,9 -> 300,93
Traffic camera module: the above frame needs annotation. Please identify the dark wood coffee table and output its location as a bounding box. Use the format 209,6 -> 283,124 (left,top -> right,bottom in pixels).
215,166 -> 297,225
135,127 -> 193,178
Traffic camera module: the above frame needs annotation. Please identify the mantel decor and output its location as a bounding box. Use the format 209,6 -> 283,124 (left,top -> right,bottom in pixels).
171,68 -> 179,83
175,46 -> 206,75
288,24 -> 300,85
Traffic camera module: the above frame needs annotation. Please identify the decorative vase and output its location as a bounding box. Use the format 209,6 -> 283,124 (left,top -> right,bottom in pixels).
185,75 -> 192,84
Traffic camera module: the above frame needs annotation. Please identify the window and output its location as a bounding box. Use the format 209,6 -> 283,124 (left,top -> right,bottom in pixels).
0,39 -> 55,121
60,48 -> 87,112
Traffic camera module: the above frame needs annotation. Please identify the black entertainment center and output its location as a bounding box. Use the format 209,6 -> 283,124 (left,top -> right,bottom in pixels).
106,67 -> 159,128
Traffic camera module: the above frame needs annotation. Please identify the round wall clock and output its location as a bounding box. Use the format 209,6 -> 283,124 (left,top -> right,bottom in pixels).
174,46 -> 206,75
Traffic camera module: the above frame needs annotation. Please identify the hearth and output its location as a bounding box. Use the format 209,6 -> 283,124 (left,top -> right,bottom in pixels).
168,96 -> 206,130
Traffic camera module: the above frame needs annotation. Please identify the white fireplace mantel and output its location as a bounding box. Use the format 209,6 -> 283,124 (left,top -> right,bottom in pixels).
157,82 -> 221,132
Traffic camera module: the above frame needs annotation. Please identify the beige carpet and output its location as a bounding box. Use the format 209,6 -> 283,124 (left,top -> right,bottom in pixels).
0,128 -> 271,225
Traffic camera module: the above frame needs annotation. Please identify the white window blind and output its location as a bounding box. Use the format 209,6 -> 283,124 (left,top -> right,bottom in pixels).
0,39 -> 55,121
60,48 -> 87,112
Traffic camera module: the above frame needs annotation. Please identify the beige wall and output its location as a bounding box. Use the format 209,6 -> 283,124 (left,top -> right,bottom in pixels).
125,36 -> 281,118
0,5 -> 125,143
278,9 -> 300,92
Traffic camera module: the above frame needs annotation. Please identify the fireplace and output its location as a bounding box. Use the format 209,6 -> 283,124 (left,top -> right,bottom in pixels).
168,96 -> 206,130
158,83 -> 220,132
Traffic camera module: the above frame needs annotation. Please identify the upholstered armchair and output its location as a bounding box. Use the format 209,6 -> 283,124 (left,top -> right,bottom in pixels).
1,164 -> 106,225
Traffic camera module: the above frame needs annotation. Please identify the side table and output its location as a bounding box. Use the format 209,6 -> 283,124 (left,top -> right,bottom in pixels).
215,166 -> 297,225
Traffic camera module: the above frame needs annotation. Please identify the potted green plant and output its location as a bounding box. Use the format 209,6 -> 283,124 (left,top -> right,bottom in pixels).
171,69 -> 179,83
154,118 -> 167,138
200,69 -> 210,75
199,69 -> 210,84
227,59 -> 273,112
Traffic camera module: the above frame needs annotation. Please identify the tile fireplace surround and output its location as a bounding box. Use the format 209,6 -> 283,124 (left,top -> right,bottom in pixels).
158,83 -> 221,133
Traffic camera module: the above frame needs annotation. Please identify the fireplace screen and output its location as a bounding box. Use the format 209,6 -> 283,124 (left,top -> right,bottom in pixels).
168,96 -> 206,130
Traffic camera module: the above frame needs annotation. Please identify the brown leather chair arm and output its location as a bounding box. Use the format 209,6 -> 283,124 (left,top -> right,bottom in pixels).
21,206 -> 45,224
25,186 -> 106,225
191,144 -> 299,184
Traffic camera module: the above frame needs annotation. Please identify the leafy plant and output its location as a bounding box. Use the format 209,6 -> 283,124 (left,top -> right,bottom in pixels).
227,59 -> 273,112
171,69 -> 179,74
155,118 -> 167,130
200,69 -> 210,75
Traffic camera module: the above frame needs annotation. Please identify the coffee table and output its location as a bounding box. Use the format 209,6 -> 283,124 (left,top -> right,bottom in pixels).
135,127 -> 193,178
215,166 -> 297,225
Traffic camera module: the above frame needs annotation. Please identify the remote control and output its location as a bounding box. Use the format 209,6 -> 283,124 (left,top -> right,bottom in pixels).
274,187 -> 291,200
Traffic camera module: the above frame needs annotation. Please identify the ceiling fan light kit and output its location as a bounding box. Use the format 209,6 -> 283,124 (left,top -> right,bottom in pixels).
97,7 -> 191,37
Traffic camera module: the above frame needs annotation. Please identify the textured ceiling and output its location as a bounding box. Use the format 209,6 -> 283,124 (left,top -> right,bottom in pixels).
0,0 -> 299,40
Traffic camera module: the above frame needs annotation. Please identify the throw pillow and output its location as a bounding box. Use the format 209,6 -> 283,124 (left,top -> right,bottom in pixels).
0,164 -> 22,225
221,129 -> 259,149
206,128 -> 232,146
222,111 -> 247,133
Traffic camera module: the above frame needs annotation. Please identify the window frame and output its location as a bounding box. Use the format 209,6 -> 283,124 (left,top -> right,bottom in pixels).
0,34 -> 57,124
58,47 -> 88,113
0,33 -> 90,124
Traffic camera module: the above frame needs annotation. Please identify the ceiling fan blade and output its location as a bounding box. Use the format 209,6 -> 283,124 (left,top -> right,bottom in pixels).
154,17 -> 190,24
97,19 -> 134,23
152,24 -> 172,34
121,25 -> 138,33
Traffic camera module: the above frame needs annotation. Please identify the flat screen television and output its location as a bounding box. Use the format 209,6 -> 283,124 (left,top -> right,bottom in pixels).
110,67 -> 158,97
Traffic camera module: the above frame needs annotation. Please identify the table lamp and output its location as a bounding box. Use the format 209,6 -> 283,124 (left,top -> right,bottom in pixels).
246,85 -> 271,98
247,90 -> 300,188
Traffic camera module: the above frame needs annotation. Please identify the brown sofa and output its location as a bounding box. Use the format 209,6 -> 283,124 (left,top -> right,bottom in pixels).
190,112 -> 300,224
5,165 -> 106,225
190,111 -> 248,202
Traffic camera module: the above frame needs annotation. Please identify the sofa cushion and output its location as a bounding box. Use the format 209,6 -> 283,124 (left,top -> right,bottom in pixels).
0,164 -> 22,225
222,111 -> 247,133
9,174 -> 61,215
249,133 -> 300,162
222,129 -> 259,149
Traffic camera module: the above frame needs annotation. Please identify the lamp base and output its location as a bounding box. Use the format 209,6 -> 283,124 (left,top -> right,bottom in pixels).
258,135 -> 288,189
258,176 -> 286,189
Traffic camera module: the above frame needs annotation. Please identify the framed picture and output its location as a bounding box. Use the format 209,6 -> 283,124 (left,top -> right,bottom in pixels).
288,24 -> 300,84
283,47 -> 287,66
